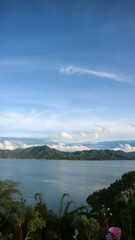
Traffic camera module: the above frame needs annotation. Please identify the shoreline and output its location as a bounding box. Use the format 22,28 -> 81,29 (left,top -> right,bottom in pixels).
0,158 -> 135,161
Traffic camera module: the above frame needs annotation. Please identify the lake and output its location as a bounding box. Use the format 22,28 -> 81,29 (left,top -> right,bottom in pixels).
0,159 -> 135,213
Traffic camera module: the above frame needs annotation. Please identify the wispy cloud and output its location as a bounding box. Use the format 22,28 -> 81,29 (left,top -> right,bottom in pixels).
0,59 -> 131,83
92,125 -> 110,140
80,132 -> 90,139
0,110 -> 134,141
60,65 -> 130,82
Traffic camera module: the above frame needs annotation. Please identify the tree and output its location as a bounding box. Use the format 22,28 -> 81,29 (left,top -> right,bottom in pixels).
35,192 -> 60,239
0,179 -> 22,211
119,184 -> 135,240
0,179 -> 23,238
72,215 -> 99,240
25,206 -> 46,240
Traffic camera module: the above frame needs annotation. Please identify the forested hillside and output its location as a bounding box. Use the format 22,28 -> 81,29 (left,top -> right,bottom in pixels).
0,145 -> 135,160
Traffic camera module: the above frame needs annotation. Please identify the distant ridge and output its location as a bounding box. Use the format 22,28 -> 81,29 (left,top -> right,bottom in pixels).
0,145 -> 135,160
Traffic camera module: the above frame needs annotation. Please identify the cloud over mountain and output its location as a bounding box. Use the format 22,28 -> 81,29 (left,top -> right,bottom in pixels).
49,142 -> 91,152
0,138 -> 135,153
113,144 -> 135,152
0,140 -> 32,150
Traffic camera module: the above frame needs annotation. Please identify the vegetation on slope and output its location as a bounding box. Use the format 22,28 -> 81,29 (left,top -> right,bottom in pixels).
87,171 -> 135,239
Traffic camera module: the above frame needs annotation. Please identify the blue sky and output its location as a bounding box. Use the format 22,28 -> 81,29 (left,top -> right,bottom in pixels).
0,0 -> 135,150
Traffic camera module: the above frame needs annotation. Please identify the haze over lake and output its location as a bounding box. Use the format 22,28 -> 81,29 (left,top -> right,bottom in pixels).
0,159 -> 135,213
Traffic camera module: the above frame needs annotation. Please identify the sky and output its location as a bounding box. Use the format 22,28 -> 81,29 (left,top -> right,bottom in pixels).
0,0 -> 135,151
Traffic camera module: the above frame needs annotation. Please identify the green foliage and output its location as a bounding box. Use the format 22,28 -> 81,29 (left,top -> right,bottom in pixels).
26,206 -> 43,231
0,179 -> 24,238
72,215 -> 99,240
34,192 -> 60,239
25,206 -> 46,240
10,205 -> 26,228
0,179 -> 22,210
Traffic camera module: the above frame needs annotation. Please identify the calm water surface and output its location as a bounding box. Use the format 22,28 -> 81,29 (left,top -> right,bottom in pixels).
0,159 -> 135,213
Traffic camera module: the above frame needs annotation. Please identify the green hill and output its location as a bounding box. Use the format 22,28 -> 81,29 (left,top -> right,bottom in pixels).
0,145 -> 135,160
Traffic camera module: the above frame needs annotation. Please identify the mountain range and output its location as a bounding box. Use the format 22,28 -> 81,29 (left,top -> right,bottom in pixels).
0,145 -> 135,160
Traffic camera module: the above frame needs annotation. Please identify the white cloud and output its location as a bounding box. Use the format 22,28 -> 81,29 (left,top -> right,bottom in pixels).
58,132 -> 75,141
58,132 -> 91,142
113,144 -> 135,152
49,142 -> 91,152
92,125 -> 110,140
0,140 -> 32,150
60,65 -> 129,82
